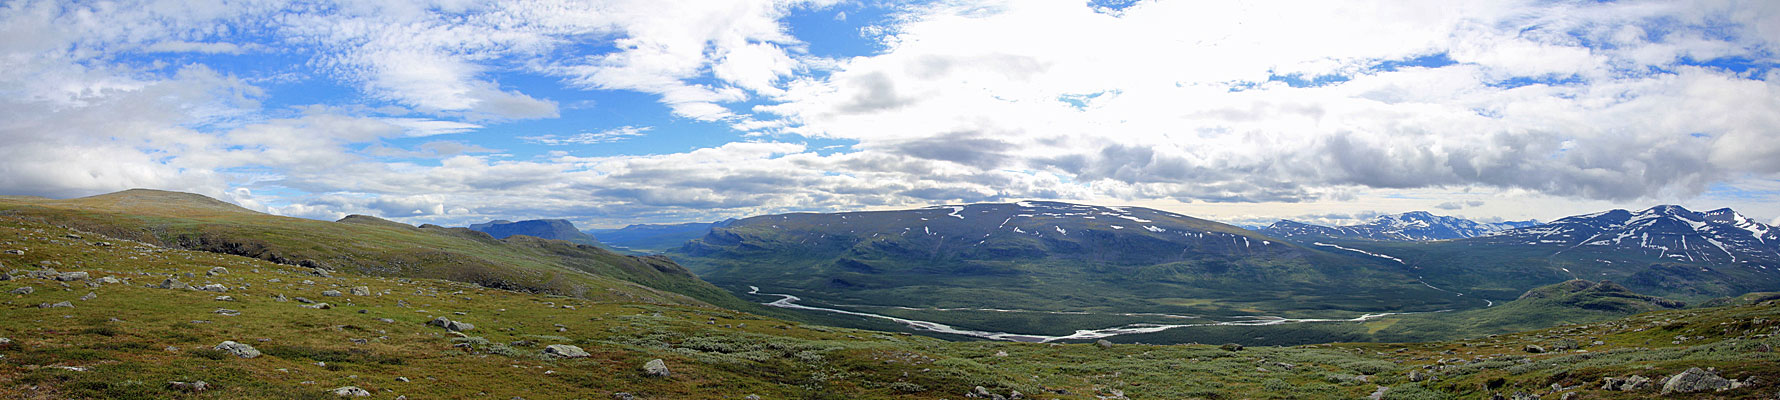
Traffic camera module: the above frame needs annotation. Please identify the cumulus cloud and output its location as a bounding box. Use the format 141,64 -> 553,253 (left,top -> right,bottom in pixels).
3,0 -> 1779,228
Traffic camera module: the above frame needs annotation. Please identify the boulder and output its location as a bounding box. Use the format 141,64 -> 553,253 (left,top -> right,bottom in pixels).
330,386 -> 371,397
96,276 -> 121,284
1095,339 -> 1114,349
10,286 -> 33,295
40,301 -> 73,308
1662,367 -> 1731,394
543,344 -> 590,358
53,271 -> 87,281
428,317 -> 474,332
196,284 -> 228,292
322,290 -> 342,297
349,286 -> 371,296
1523,344 -> 1545,353
643,359 -> 670,377
214,341 -> 261,358
157,278 -> 189,290
207,267 -> 228,276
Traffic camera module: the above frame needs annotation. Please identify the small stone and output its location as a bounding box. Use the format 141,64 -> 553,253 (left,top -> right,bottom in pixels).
10,286 -> 33,295
80,292 -> 96,301
322,290 -> 342,297
96,276 -> 121,284
214,341 -> 261,358
215,296 -> 235,301
302,303 -> 332,309
167,380 -> 211,392
396,377 -> 410,382
643,359 -> 670,377
41,301 -> 74,308
330,386 -> 371,397
295,297 -> 315,304
349,286 -> 370,296
543,344 -> 590,358
207,267 -> 228,276
54,272 -> 88,281
1523,344 -> 1545,353
214,309 -> 240,316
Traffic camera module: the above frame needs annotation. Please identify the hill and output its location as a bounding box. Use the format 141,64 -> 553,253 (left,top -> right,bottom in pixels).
1,214 -> 1776,399
0,189 -> 745,310
469,219 -> 601,246
1260,211 -> 1538,242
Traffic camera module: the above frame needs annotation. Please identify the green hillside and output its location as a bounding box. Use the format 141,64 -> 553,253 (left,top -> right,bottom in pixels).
2,212 -> 1778,399
0,189 -> 748,311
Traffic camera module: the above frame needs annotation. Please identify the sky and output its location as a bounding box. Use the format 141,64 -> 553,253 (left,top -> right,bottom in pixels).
2,0 -> 1779,229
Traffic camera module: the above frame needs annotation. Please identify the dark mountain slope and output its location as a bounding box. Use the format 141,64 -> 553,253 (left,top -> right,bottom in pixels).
469,219 -> 600,245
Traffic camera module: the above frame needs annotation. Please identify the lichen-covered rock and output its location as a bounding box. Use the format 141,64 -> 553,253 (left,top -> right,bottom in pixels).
214,341 -> 261,358
643,359 -> 670,377
330,386 -> 371,397
1662,367 -> 1730,394
543,344 -> 590,358
428,317 -> 474,332
207,267 -> 228,276
157,277 -> 188,290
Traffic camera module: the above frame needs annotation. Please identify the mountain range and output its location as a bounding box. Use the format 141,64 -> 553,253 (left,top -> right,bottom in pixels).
468,219 -> 601,246
587,221 -> 730,252
1259,211 -> 1540,241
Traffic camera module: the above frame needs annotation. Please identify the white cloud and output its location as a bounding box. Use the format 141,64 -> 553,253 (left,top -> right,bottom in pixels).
521,126 -> 653,145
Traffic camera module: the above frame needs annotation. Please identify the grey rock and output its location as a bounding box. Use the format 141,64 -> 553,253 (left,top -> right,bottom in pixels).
1523,344 -> 1545,353
11,286 -> 34,294
157,278 -> 188,290
3,250 -> 22,255
330,386 -> 371,397
295,297 -> 315,304
1095,339 -> 1113,349
1662,367 -> 1730,394
96,276 -> 121,284
215,295 -> 235,301
1367,386 -> 1389,400
0,337 -> 11,346
1602,375 -> 1652,391
349,286 -> 370,296
543,344 -> 590,358
40,301 -> 73,308
196,284 -> 228,292
80,292 -> 96,301
612,393 -> 634,400
54,271 -> 88,281
214,341 -> 261,358
643,358 -> 670,377
214,309 -> 240,316
427,317 -> 474,332
207,267 -> 228,276
301,303 -> 332,309
0,271 -> 10,280
322,290 -> 342,297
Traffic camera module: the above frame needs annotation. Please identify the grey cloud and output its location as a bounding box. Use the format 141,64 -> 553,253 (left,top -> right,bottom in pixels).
839,72 -> 915,113
885,133 -> 1015,169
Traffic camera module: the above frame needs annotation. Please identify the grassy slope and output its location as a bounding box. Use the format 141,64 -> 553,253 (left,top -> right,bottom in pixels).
2,216 -> 1779,398
0,190 -> 755,312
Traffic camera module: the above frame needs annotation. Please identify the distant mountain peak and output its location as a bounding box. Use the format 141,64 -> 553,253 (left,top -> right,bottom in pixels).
1492,205 -> 1779,266
468,219 -> 600,245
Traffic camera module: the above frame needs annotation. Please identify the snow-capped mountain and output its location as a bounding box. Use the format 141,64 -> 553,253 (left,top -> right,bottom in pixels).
1493,205 -> 1780,266
1259,211 -> 1539,242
